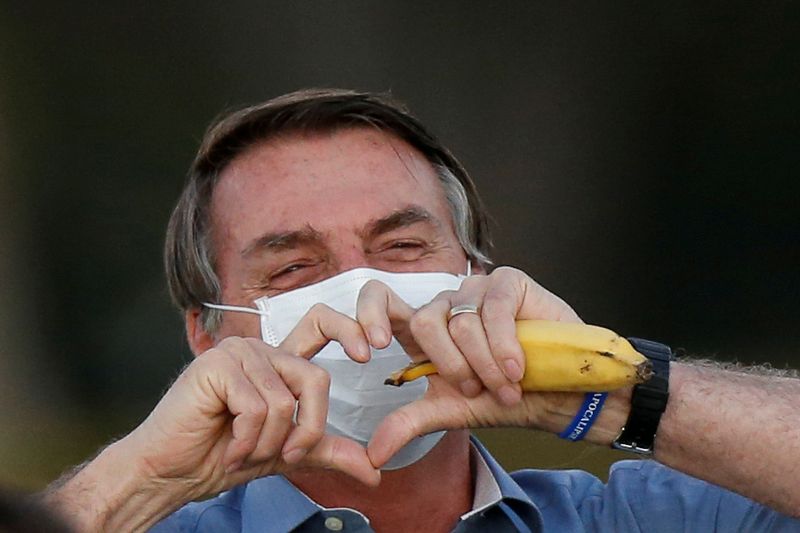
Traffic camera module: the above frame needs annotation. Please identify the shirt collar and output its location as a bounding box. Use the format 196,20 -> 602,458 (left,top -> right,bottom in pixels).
239,436 -> 542,532
465,435 -> 543,528
240,474 -> 319,533
461,438 -> 503,519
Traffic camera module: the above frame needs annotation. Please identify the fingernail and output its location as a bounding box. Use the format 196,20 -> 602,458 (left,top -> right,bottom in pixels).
283,448 -> 307,464
498,385 -> 521,406
369,326 -> 389,347
225,460 -> 243,474
356,339 -> 371,360
503,359 -> 523,381
460,379 -> 482,397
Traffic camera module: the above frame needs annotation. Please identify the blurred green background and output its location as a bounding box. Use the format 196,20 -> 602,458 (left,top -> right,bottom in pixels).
1,2 -> 798,491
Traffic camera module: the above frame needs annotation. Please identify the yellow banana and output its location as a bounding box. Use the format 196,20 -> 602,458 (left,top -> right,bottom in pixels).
384,319 -> 652,391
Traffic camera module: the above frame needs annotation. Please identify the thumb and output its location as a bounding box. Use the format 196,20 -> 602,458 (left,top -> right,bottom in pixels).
368,395 -> 467,468
303,435 -> 382,487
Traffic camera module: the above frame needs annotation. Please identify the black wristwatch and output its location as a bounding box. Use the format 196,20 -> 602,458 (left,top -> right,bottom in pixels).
611,338 -> 672,455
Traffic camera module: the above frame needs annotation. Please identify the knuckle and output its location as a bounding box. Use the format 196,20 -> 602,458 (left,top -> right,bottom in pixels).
480,300 -> 509,322
245,402 -> 268,420
409,309 -> 437,336
492,265 -> 518,276
477,363 -> 507,387
392,409 -> 421,438
195,347 -> 219,364
245,337 -> 270,351
458,275 -> 483,291
447,315 -> 473,338
216,336 -> 244,352
326,436 -> 344,465
224,335 -> 246,345
308,302 -> 332,317
198,347 -> 231,369
439,357 -> 470,380
434,289 -> 457,300
272,395 -> 297,418
299,425 -> 325,445
309,366 -> 331,389
493,338 -> 521,358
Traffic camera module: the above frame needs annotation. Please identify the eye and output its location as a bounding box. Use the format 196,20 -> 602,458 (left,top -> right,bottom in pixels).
389,240 -> 423,249
260,260 -> 319,285
374,239 -> 429,262
274,263 -> 307,276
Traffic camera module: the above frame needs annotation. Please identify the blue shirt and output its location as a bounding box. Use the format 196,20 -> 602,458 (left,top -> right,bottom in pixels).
151,437 -> 799,532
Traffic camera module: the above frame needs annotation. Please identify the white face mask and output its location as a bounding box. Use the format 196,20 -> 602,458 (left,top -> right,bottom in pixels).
204,266 -> 468,469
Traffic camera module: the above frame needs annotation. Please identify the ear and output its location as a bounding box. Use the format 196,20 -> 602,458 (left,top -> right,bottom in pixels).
185,308 -> 216,356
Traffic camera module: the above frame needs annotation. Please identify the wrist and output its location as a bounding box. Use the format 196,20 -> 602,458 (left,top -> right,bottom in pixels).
44,435 -> 192,533
533,388 -> 632,445
610,338 -> 672,455
42,440 -> 132,532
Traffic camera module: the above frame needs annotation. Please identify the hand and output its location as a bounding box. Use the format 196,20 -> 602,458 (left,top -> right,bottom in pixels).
357,266 -> 581,403
123,334 -> 380,504
353,266 -> 585,467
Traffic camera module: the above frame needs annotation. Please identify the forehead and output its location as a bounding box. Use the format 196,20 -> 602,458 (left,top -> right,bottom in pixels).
209,127 -> 452,249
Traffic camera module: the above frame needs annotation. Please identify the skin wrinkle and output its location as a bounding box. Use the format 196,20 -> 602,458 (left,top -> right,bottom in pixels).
199,127 -> 474,529
211,131 -> 459,289
41,93 -> 800,530
194,122 -> 489,334
241,226 -> 324,257
241,206 -> 438,260
238,210 -> 449,300
359,206 -> 438,241
43,100 -> 800,531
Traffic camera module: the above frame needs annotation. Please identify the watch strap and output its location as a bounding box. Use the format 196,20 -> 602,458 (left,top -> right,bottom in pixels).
611,337 -> 672,455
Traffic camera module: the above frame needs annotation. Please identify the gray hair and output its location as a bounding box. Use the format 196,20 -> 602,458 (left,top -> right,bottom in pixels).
165,89 -> 493,334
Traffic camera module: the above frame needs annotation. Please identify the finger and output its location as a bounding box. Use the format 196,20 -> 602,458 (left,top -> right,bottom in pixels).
235,341 -> 298,466
409,297 -> 481,395
303,435 -> 381,487
257,344 -> 331,464
208,362 -> 269,472
490,266 -> 582,323
448,311 -> 521,406
279,303 -> 371,362
356,279 -> 415,349
479,277 -> 527,383
367,392 -> 468,469
480,269 -> 581,389
231,434 -> 380,488
443,274 -> 519,401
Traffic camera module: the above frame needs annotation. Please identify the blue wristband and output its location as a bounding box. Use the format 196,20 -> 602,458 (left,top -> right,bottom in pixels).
557,392 -> 608,441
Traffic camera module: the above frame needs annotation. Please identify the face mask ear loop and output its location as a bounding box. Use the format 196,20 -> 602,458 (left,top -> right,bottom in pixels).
466,259 -> 472,277
202,302 -> 264,316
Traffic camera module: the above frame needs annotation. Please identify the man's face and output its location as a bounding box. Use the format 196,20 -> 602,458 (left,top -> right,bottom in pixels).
207,126 -> 469,340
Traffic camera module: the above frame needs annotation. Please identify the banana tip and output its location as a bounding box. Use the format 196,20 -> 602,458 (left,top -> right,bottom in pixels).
384,370 -> 406,387
637,359 -> 654,382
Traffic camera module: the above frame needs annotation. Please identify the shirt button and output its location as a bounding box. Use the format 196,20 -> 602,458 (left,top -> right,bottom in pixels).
324,516 -> 344,531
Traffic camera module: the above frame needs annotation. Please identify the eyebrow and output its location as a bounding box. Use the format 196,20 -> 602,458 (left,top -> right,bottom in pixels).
241,225 -> 324,257
240,205 -> 440,257
360,205 -> 439,241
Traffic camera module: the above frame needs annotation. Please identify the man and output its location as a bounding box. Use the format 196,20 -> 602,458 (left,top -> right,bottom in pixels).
43,89 -> 800,531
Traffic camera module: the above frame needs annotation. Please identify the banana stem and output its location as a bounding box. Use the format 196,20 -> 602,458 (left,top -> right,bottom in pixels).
384,360 -> 438,386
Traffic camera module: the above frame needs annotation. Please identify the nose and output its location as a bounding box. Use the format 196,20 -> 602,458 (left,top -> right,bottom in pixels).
330,243 -> 370,274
